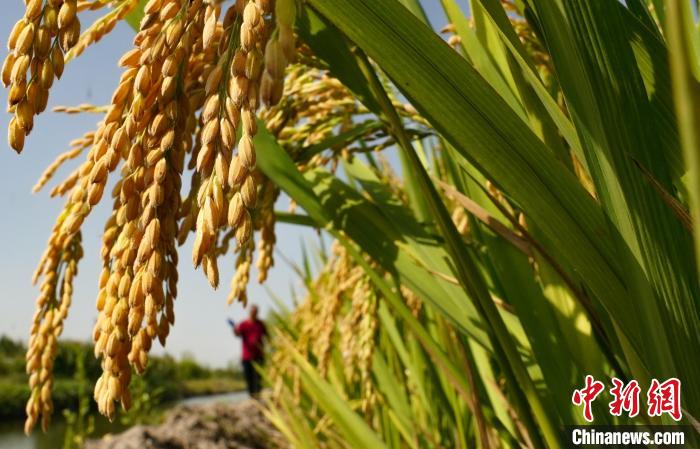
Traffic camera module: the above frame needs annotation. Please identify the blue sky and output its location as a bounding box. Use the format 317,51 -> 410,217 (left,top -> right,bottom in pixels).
0,1 -> 457,367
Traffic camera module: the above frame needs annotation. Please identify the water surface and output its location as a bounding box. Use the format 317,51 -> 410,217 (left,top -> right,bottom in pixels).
0,391 -> 248,449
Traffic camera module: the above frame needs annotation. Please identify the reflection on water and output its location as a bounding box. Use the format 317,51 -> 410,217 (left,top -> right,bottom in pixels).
0,391 -> 248,449
0,414 -> 129,449
0,419 -> 61,449
177,390 -> 247,407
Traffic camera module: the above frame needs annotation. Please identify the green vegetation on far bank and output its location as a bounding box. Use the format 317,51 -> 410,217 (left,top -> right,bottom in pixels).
182,377 -> 244,396
0,335 -> 244,421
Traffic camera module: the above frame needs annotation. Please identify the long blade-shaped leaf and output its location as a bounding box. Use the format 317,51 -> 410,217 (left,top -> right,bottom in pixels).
302,0 -> 662,405
528,0 -> 699,414
666,0 -> 700,281
283,340 -> 391,449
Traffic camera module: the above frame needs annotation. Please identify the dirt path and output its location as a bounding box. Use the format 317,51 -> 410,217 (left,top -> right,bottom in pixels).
85,399 -> 286,449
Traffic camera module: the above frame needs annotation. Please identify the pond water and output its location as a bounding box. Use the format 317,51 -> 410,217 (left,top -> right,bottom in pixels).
0,391 -> 249,449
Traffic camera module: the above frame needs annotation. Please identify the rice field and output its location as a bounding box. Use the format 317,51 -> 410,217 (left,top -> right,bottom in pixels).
3,0 -> 700,447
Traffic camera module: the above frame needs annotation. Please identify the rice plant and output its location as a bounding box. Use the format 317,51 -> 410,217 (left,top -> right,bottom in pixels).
4,0 -> 699,447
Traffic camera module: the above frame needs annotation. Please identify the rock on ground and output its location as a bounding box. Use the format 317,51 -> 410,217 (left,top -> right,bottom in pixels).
85,399 -> 287,449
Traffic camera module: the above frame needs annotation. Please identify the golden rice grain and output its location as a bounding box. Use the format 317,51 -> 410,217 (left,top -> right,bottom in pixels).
255,180 -> 278,283
25,233 -> 82,434
4,0 -> 82,153
12,0 -> 346,431
227,241 -> 253,305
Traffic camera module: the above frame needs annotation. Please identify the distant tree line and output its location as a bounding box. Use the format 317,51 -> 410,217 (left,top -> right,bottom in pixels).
0,336 -> 242,420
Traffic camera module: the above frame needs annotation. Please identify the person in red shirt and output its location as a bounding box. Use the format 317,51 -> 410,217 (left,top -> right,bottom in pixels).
233,305 -> 267,397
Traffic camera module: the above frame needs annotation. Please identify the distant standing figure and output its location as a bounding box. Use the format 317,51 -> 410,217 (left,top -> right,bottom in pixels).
233,305 -> 267,397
